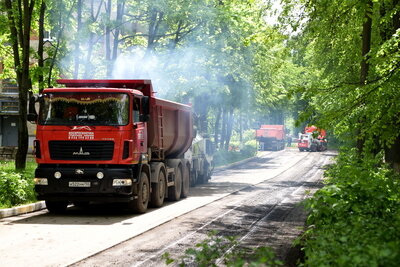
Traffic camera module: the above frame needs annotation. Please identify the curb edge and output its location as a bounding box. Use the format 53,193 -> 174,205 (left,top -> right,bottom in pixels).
0,201 -> 46,219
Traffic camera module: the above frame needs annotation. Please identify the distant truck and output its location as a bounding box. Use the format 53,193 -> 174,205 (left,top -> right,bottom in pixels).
298,126 -> 327,152
256,125 -> 285,151
29,79 -> 213,214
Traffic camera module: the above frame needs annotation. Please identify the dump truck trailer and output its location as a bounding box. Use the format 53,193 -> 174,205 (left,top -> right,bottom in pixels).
256,125 -> 285,151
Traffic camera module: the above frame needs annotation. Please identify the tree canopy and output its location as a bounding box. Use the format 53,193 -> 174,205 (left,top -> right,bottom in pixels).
1,0 -> 296,169
281,0 -> 400,169
1,0 -> 399,170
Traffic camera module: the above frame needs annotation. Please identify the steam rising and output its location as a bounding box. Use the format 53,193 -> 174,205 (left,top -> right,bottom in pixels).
111,46 -> 212,102
112,49 -> 157,80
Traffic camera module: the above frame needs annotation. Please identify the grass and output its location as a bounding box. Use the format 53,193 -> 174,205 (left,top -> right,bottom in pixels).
213,146 -> 257,167
0,160 -> 37,209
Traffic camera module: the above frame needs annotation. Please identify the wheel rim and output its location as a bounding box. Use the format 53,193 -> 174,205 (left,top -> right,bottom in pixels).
142,181 -> 148,204
159,173 -> 165,200
176,168 -> 182,194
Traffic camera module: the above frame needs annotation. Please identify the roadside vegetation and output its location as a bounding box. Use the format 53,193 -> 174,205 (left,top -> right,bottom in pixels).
0,161 -> 37,209
280,0 -> 400,265
302,149 -> 400,266
214,130 -> 257,167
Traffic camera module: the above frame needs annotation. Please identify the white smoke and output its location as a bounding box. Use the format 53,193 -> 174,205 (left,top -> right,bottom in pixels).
112,48 -> 158,80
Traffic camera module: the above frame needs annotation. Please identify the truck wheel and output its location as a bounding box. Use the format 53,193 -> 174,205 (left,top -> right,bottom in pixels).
198,162 -> 210,184
168,166 -> 182,201
181,164 -> 190,198
45,200 -> 68,214
150,169 -> 166,208
129,172 -> 149,213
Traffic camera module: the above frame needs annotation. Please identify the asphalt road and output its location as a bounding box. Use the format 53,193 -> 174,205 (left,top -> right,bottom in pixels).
0,149 -> 335,267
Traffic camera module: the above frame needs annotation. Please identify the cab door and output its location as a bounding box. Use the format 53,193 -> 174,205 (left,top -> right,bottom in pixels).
133,96 -> 147,155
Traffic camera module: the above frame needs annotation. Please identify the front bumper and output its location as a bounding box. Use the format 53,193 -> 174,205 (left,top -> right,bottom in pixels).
298,143 -> 309,148
34,165 -> 139,202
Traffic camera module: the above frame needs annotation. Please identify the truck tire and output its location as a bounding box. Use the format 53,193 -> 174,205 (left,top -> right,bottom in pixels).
168,165 -> 182,201
129,172 -> 149,213
181,164 -> 190,198
45,200 -> 68,214
198,162 -> 210,184
150,169 -> 166,208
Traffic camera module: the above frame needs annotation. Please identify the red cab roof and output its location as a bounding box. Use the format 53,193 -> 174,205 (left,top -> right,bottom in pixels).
56,79 -> 154,97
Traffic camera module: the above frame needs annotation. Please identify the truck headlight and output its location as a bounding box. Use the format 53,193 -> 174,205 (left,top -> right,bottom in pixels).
34,178 -> 48,185
54,171 -> 62,179
96,172 -> 104,179
112,179 -> 132,186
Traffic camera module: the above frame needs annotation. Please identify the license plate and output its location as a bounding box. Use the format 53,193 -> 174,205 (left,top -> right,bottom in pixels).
69,181 -> 91,187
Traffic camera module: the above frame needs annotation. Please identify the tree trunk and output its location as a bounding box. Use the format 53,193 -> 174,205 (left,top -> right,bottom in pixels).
220,109 -> 227,150
5,0 -> 35,170
84,0 -> 104,78
47,2 -> 75,87
105,0 -> 112,77
110,0 -> 125,69
356,0 -> 373,157
383,0 -> 400,172
84,33 -> 95,78
194,95 -> 208,134
146,9 -> 164,53
73,0 -> 82,79
393,0 -> 400,31
37,0 -> 46,93
360,0 -> 372,85
214,106 -> 222,149
239,111 -> 243,144
224,110 -> 234,151
385,135 -> 400,173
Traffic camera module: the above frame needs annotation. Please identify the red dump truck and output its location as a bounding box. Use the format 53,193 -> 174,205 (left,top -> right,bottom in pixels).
255,125 -> 285,151
29,79 -> 207,213
298,126 -> 327,152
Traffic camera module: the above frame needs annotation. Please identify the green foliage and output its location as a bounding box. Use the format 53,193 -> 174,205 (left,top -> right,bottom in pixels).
0,0 -> 297,155
162,230 -> 283,266
282,0 -> 400,154
302,149 -> 400,266
213,142 -> 256,167
0,161 -> 37,208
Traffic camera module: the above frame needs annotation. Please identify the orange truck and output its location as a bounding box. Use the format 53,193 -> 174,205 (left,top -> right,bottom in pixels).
298,126 -> 327,152
28,79 -> 213,214
255,125 -> 286,151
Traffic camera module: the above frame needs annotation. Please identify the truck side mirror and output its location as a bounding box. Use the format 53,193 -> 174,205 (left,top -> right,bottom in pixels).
142,96 -> 150,116
27,113 -> 38,122
27,95 -> 39,122
139,114 -> 150,122
138,96 -> 150,122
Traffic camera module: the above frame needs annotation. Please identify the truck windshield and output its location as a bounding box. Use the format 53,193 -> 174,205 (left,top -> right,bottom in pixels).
39,92 -> 129,126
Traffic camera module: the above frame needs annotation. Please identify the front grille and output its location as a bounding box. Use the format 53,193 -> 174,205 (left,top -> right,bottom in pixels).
49,141 -> 114,161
